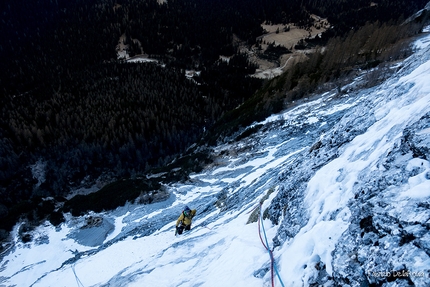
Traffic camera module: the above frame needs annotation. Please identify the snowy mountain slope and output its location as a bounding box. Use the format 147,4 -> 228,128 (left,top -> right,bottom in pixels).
271,35 -> 430,286
1,34 -> 430,287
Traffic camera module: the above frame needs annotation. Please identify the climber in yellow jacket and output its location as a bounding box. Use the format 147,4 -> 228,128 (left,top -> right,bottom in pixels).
175,206 -> 197,235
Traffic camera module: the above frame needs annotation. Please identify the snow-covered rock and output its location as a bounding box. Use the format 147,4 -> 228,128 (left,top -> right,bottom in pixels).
272,33 -> 430,286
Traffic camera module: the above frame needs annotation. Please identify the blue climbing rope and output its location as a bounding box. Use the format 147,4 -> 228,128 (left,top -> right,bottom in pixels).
72,264 -> 85,287
259,203 -> 285,287
257,206 -> 274,287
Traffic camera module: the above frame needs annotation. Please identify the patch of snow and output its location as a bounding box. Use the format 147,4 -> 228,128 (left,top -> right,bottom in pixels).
307,116 -> 319,124
219,55 -> 231,63
30,159 -> 46,187
104,212 -> 129,242
414,33 -> 430,50
185,70 -> 201,78
126,56 -> 158,63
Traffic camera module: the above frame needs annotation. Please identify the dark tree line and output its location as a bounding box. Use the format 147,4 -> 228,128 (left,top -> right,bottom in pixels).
2,0 -> 427,95
0,63 -> 258,204
0,59 -> 261,232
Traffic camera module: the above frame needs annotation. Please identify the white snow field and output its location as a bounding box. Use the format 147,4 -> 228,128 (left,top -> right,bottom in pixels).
1,34 -> 430,287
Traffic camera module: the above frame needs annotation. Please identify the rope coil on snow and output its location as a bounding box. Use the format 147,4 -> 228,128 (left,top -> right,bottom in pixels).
258,203 -> 285,287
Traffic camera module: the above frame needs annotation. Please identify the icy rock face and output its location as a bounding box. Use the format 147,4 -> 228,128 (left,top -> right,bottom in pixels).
402,113 -> 430,160
66,215 -> 115,247
270,39 -> 430,286
269,99 -> 377,244
332,113 -> 430,287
